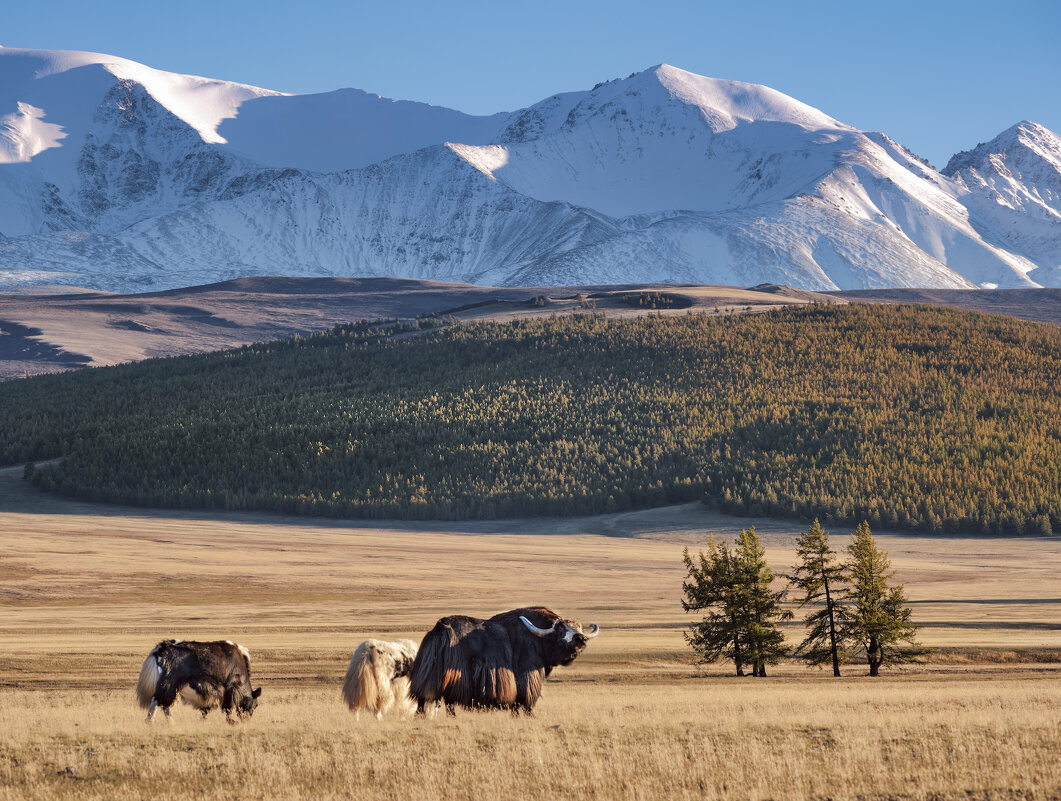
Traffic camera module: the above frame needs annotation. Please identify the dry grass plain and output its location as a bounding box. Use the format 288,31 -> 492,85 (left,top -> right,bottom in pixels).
10,275 -> 1061,383
0,277 -> 835,380
1,465 -> 1060,800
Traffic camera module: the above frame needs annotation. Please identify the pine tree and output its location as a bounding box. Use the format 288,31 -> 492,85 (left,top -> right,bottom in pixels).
734,528 -> 790,676
788,519 -> 849,676
682,538 -> 747,675
846,521 -> 922,676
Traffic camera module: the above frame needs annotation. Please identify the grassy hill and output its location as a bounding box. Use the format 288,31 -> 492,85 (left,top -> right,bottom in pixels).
2,304 -> 1059,534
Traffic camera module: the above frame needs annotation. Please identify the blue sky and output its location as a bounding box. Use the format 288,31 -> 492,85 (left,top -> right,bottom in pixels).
5,0 -> 1059,167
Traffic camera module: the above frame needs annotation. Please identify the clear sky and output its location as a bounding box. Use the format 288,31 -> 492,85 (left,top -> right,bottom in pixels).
5,0 -> 1059,168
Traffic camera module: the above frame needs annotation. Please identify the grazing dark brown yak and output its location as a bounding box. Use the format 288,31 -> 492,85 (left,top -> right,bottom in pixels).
409,606 -> 598,715
136,639 -> 261,722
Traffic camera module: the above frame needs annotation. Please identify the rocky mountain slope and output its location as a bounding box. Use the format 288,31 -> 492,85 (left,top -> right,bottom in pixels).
0,48 -> 1056,292
943,121 -> 1061,286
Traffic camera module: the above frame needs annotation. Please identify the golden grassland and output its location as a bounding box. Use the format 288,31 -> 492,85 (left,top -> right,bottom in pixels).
2,467 -> 1060,799
3,679 -> 1061,801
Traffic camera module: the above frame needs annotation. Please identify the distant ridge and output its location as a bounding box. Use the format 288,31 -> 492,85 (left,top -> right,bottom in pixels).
833,287 -> 1061,325
6,276 -> 1061,382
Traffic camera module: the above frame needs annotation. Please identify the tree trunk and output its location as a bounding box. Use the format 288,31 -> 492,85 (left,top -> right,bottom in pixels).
868,636 -> 881,677
758,662 -> 767,677
823,574 -> 841,677
732,619 -> 744,676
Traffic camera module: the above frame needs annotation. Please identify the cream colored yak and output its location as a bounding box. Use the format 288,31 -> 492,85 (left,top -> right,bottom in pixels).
341,639 -> 418,718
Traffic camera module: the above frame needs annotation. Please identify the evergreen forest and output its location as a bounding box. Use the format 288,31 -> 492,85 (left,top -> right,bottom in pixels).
2,304 -> 1059,534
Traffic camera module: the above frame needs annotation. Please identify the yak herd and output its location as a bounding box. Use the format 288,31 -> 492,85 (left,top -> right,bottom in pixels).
136,606 -> 599,722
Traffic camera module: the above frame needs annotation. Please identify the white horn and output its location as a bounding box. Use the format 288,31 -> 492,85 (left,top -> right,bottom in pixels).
520,616 -> 558,637
583,623 -> 600,639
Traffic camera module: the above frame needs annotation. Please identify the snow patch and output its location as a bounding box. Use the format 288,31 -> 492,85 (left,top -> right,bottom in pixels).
2,47 -> 283,145
446,142 -> 509,180
653,64 -> 851,133
0,102 -> 66,162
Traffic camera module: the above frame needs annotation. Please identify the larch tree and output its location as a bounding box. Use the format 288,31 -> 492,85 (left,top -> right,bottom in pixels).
846,521 -> 922,676
734,527 -> 790,677
788,518 -> 850,676
681,537 -> 747,676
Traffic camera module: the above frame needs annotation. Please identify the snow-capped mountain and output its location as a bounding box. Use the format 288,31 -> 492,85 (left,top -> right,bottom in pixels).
0,47 -> 1056,292
943,121 -> 1061,286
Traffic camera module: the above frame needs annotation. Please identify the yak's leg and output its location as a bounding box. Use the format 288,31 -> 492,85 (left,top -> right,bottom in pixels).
154,678 -> 180,722
416,699 -> 444,717
221,692 -> 235,725
201,678 -> 225,711
145,698 -> 158,723
445,703 -> 456,717
220,681 -> 243,724
223,697 -> 240,725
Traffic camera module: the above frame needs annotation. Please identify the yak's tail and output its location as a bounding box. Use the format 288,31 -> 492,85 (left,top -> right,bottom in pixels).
409,626 -> 451,705
343,639 -> 418,717
136,650 -> 161,709
341,641 -> 379,714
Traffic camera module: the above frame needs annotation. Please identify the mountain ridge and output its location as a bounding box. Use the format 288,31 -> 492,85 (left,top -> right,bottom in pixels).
942,120 -> 1061,285
0,47 -> 1056,293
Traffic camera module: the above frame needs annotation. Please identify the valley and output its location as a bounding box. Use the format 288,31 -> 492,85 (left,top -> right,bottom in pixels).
1,465 -> 1059,799
1,19 -> 1058,801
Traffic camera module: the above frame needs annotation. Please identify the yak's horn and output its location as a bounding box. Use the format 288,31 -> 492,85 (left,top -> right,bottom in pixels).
520,616 -> 558,637
583,623 -> 600,638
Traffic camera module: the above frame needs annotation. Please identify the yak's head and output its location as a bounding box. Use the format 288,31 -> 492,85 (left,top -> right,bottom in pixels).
237,686 -> 263,718
519,612 -> 599,667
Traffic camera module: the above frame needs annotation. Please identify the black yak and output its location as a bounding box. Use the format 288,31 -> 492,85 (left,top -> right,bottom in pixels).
409,606 -> 598,714
341,638 -> 418,718
136,639 -> 261,722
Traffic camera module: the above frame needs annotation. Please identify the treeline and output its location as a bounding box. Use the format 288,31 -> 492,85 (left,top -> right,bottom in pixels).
2,305 -> 1061,533
682,520 -> 922,676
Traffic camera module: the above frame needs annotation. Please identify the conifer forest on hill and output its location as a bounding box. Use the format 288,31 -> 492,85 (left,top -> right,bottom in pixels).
2,304 -> 1059,534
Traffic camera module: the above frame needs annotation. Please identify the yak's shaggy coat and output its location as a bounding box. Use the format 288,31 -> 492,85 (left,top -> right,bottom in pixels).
136,639 -> 261,722
341,639 -> 418,718
409,606 -> 597,714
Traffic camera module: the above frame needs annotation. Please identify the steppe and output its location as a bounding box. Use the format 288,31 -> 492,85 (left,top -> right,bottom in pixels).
1,463 -> 1059,800
7,276 -> 1061,381
0,278 -> 840,380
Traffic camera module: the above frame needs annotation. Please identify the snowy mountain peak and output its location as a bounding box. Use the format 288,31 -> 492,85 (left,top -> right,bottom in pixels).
940,119 -> 1061,282
0,47 -> 1057,294
650,63 -> 850,133
943,120 -> 1061,177
0,47 -> 283,146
